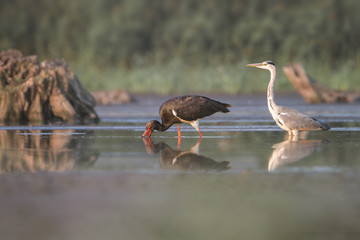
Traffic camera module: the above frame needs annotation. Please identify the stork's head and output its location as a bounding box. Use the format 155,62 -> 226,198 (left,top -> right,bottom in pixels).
247,61 -> 275,70
142,120 -> 161,138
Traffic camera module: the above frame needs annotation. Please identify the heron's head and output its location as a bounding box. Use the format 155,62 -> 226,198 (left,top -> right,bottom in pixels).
247,61 -> 275,70
142,120 -> 161,137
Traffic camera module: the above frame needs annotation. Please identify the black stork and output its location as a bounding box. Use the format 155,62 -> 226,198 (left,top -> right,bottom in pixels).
142,95 -> 231,142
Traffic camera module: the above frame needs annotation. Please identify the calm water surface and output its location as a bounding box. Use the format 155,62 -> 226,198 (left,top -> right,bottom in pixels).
1,95 -> 360,240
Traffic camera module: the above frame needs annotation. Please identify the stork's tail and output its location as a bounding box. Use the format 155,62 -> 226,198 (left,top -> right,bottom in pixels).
220,103 -> 232,113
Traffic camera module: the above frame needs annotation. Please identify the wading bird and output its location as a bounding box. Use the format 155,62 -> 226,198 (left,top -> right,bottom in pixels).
247,61 -> 330,138
142,95 -> 231,145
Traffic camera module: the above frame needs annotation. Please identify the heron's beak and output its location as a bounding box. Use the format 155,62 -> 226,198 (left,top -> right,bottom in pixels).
142,128 -> 152,138
246,63 -> 262,67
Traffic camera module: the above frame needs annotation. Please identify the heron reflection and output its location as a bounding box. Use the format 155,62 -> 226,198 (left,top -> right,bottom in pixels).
268,136 -> 328,171
143,138 -> 231,171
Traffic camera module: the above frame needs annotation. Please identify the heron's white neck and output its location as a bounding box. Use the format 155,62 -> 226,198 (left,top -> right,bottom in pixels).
267,65 -> 277,113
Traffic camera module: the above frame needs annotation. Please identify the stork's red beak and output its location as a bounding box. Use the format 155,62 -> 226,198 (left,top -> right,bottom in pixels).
142,128 -> 152,137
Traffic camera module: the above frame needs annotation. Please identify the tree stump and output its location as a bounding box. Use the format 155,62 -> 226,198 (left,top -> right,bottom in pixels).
283,63 -> 360,103
0,49 -> 100,124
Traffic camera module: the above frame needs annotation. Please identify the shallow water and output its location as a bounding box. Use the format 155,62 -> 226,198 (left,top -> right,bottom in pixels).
1,94 -> 360,240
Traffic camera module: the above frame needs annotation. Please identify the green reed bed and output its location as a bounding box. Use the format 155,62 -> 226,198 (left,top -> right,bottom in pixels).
74,59 -> 360,95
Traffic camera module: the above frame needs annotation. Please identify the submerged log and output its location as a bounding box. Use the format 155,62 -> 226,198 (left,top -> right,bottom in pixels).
283,63 -> 360,104
0,49 -> 100,124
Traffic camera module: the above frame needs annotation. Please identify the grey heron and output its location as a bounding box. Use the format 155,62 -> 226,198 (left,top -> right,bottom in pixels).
247,61 -> 330,138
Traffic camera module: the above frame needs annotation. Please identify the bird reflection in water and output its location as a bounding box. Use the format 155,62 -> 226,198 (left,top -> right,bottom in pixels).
268,133 -> 328,171
0,129 -> 99,173
143,138 -> 231,171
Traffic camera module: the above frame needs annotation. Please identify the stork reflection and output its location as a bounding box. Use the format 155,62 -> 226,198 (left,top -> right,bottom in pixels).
143,138 -> 231,171
268,136 -> 328,171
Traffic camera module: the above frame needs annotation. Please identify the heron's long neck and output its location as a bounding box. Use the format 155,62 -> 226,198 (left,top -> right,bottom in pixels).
267,66 -> 278,113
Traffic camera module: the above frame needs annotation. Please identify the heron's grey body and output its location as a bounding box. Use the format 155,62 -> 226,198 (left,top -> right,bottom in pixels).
268,100 -> 329,135
247,61 -> 330,137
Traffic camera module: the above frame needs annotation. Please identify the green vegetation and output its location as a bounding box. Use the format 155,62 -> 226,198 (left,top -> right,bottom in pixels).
1,0 -> 359,94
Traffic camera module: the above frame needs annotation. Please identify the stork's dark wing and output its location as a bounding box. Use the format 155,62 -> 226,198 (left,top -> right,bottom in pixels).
172,96 -> 231,121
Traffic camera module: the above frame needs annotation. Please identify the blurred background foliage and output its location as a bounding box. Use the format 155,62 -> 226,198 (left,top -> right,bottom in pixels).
1,0 -> 359,94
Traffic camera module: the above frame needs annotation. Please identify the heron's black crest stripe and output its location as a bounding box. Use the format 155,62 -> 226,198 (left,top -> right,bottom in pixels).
266,61 -> 275,66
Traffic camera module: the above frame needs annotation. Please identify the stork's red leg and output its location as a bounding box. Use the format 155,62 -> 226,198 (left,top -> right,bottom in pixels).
177,125 -> 182,149
177,125 -> 181,138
